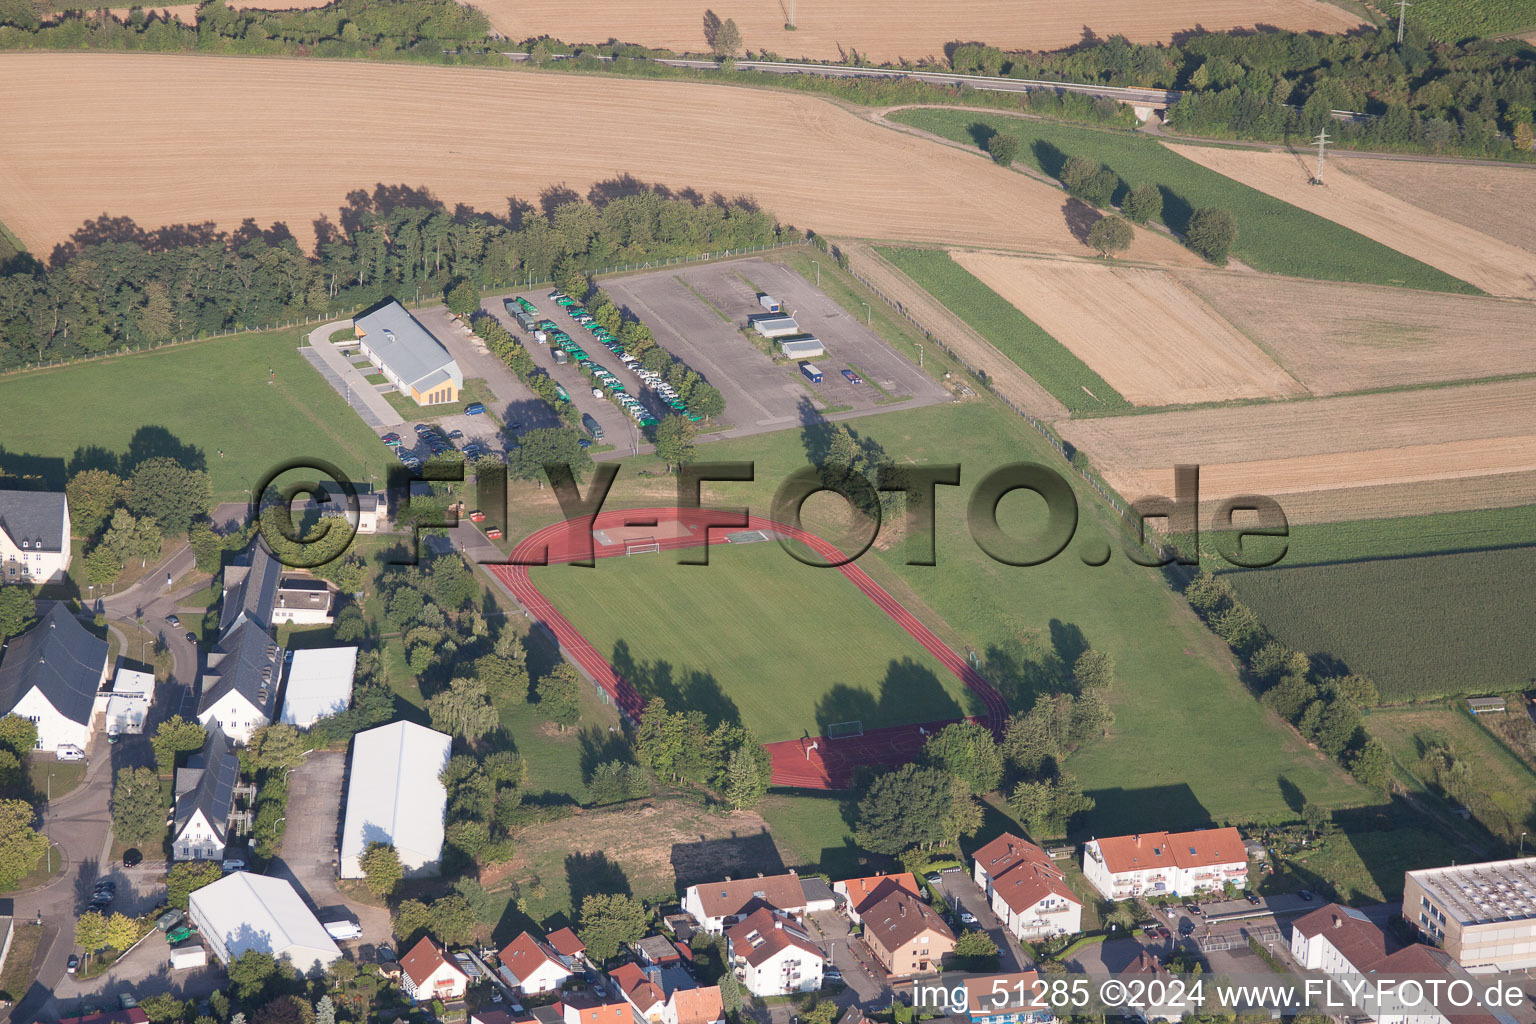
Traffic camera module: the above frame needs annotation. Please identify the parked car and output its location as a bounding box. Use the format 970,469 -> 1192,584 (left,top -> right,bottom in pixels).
464,402 -> 486,415
447,429 -> 464,439
842,369 -> 863,383
1299,890 -> 1315,901
469,510 -> 487,523
185,632 -> 198,645
485,527 -> 503,539
1142,925 -> 1158,937
165,613 -> 180,627
959,911 -> 978,926
222,858 -> 246,873
93,879 -> 116,893
67,954 -> 79,975
1184,903 -> 1200,916
824,968 -> 843,983
122,849 -> 142,868
56,745 -> 85,762
1245,892 -> 1262,906
381,433 -> 402,446
925,873 -> 941,884
1156,925 -> 1171,940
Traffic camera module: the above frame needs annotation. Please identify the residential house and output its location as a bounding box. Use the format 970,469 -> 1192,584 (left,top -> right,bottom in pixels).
972,833 -> 1083,940
289,485 -> 387,535
401,936 -> 471,1002
499,931 -> 574,995
632,934 -> 688,969
1290,903 -> 1396,978
725,905 -> 825,997
683,871 -> 808,933
172,728 -> 242,861
0,489 -> 71,584
800,876 -> 837,914
354,300 -> 464,406
834,873 -> 921,925
272,577 -> 334,626
198,544 -> 284,744
859,885 -> 954,977
548,926 -> 590,970
1123,950 -> 1186,1023
560,991 -> 638,1024
0,602 -> 111,751
1081,827 -> 1248,901
959,972 -> 1053,1024
608,962 -> 723,1024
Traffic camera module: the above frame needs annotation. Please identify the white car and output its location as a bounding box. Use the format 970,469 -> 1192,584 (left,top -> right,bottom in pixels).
960,911 -> 978,926
56,745 -> 86,762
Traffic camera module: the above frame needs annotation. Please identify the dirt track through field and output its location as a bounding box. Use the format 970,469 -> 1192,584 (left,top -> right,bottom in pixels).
475,0 -> 1365,63
1338,157 -> 1536,258
951,252 -> 1303,406
1059,378 -> 1536,524
0,53 -> 1200,266
1182,273 -> 1536,395
1168,143 -> 1536,299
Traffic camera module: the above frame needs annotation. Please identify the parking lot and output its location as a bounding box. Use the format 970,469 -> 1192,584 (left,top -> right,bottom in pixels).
600,257 -> 951,436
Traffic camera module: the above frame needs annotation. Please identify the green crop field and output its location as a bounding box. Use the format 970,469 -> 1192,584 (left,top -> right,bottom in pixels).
874,247 -> 1131,416
1226,546 -> 1536,701
1374,0 -> 1536,39
1204,504 -> 1536,567
0,327 -> 385,503
1366,704 -> 1536,844
887,109 -> 1478,293
530,540 -> 980,743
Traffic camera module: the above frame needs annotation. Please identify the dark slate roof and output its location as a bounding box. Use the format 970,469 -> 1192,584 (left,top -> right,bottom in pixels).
174,728 -> 240,842
0,604 -> 108,726
219,543 -> 282,637
198,618 -> 282,720
0,490 -> 67,552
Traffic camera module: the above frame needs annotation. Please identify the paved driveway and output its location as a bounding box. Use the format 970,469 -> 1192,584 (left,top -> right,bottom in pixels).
304,322 -> 404,431
265,751 -> 393,955
931,867 -> 1032,973
805,911 -> 888,1006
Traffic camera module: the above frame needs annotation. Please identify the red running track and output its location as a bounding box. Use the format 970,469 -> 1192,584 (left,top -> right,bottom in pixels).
488,507 -> 1008,789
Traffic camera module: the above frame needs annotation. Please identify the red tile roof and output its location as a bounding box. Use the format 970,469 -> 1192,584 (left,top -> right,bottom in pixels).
693,873 -> 806,920
862,885 -> 955,953
501,931 -> 569,982
561,990 -> 635,1024
400,935 -> 466,989
973,833 -> 1079,914
672,986 -> 724,1024
1125,949 -> 1170,976
726,905 -> 825,968
1293,903 -> 1395,972
547,927 -> 585,957
836,872 -> 921,914
1093,827 -> 1247,874
961,972 -> 1040,1015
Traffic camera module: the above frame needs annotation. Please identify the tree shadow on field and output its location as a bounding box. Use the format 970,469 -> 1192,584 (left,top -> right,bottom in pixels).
1062,198 -> 1102,246
1278,774 -> 1306,815
1032,139 -> 1069,179
1158,185 -> 1194,235
1049,619 -> 1088,671
539,185 -> 583,220
982,636 -> 1071,710
813,657 -> 966,731
578,724 -> 634,779
0,447 -> 67,491
610,639 -> 742,729
566,851 -> 631,916
966,121 -> 999,152
125,425 -> 205,473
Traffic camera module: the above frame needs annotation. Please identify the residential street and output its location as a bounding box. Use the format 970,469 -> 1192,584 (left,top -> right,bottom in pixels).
931,867 -> 1032,973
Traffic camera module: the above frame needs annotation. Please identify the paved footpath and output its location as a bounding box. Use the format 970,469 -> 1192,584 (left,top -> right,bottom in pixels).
303,321 -> 402,431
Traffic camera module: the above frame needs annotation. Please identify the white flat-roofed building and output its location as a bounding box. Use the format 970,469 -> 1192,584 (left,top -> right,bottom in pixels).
749,314 -> 800,338
354,301 -> 463,406
280,647 -> 357,728
339,720 -> 451,878
105,667 -> 154,738
1404,857 -> 1536,971
187,871 -> 341,972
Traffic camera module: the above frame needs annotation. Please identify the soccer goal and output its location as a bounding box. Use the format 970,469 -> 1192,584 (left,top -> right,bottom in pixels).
825,720 -> 864,739
624,537 -> 661,556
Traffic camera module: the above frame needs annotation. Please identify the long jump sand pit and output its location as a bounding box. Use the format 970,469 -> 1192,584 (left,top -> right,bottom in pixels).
950,251 -> 1303,406
1181,274 -> 1536,396
0,53 -> 1197,266
1058,378 -> 1536,524
1337,158 -> 1536,258
475,0 -> 1364,64
1168,143 -> 1536,299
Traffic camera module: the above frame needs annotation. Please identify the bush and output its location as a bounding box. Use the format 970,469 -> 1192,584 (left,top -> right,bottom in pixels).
1087,216 -> 1134,258
986,133 -> 1020,166
1183,207 -> 1239,264
1121,183 -> 1163,224
1059,155 -> 1117,207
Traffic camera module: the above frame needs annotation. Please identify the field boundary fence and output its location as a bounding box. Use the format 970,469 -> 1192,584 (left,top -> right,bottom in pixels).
842,252 -> 1171,565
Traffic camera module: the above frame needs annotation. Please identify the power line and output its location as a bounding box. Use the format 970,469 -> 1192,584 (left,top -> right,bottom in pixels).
1396,0 -> 1411,44
1311,128 -> 1332,184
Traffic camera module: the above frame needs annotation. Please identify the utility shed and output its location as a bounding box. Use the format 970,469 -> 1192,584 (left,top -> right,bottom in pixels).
777,337 -> 824,359
1468,697 -> 1508,715
188,871 -> 341,972
750,314 -> 801,338
280,647 -> 358,728
339,720 -> 452,878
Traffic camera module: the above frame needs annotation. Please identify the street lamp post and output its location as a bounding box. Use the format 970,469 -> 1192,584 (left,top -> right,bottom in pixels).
916,343 -> 923,368
811,260 -> 820,286
861,302 -> 870,325
1521,832 -> 1528,856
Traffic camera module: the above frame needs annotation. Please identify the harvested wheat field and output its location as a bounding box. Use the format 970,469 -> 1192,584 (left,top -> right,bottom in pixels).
1058,378 -> 1536,524
0,53 -> 1200,265
1169,143 -> 1536,299
951,251 -> 1303,406
1338,158 -> 1536,257
1183,274 -> 1536,395
88,4 -> 198,21
476,0 -> 1365,64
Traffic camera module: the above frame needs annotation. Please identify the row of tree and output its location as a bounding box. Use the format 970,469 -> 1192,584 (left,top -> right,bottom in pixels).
633,696 -> 773,809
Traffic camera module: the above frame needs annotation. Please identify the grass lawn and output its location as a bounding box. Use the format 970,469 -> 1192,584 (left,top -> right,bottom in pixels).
0,326 -> 388,502
1270,826 -> 1471,903
29,759 -> 86,801
1366,704 -> 1536,844
874,246 -> 1127,416
757,791 -> 865,878
0,923 -> 41,1001
886,109 -> 1477,293
1225,546 -> 1536,701
530,541 -> 977,742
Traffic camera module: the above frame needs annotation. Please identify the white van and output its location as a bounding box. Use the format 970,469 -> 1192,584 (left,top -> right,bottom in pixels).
324,919 -> 362,941
56,745 -> 86,762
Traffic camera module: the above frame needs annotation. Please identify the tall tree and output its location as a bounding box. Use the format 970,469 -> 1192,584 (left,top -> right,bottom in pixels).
537,664 -> 582,731
427,676 -> 498,741
1073,649 -> 1116,690
0,715 -> 38,758
854,763 -> 952,854
360,842 -> 403,899
713,16 -> 742,56
66,468 -> 125,537
240,723 -> 306,773
151,716 -> 207,776
922,721 -> 1004,795
0,797 -> 48,888
579,893 -> 646,963
127,458 -> 211,536
1183,207 -> 1239,264
505,427 -> 593,485
1087,215 -> 1134,258
653,415 -> 698,473
0,589 -> 36,643
111,766 -> 165,847
166,860 -> 224,910
722,746 -> 767,809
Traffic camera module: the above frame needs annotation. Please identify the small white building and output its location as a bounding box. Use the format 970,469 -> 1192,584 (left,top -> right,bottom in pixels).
272,577 -> 334,626
0,603 -> 111,752
725,905 -> 825,997
498,931 -> 573,995
105,667 -> 155,738
188,871 -> 341,972
749,314 -> 800,339
339,720 -> 451,878
1082,827 -> 1247,901
683,871 -> 809,933
973,832 -> 1083,940
280,647 -> 357,728
0,490 -> 71,585
400,935 -> 470,1002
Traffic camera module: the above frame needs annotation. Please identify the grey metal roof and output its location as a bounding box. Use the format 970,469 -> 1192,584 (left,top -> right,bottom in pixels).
199,618 -> 282,720
220,544 -> 282,637
174,728 -> 240,842
0,603 -> 108,726
354,301 -> 463,394
0,490 -> 67,552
